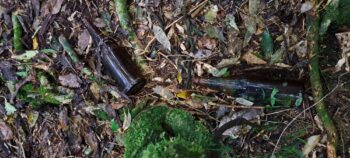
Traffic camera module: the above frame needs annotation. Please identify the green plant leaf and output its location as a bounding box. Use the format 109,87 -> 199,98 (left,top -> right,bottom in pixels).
270,88 -> 279,106
261,31 -> 274,59
111,119 -> 119,133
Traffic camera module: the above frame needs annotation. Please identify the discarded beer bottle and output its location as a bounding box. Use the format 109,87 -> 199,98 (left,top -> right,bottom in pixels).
83,19 -> 145,95
193,77 -> 304,106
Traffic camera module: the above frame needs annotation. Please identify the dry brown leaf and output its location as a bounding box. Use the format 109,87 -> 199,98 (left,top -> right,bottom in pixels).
59,73 -> 81,88
0,121 -> 13,140
241,52 -> 267,65
78,29 -> 91,53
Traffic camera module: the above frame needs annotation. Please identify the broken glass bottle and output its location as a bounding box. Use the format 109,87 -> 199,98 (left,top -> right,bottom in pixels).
193,77 -> 304,106
83,19 -> 145,95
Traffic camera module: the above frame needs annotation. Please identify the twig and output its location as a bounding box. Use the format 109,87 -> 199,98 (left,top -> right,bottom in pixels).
271,78 -> 343,156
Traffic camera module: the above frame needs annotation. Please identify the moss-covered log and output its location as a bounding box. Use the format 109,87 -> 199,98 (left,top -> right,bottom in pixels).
113,0 -> 150,73
307,0 -> 338,157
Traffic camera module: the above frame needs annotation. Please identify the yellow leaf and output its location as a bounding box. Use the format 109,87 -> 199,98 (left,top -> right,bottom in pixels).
32,36 -> 38,50
176,91 -> 190,100
177,72 -> 182,83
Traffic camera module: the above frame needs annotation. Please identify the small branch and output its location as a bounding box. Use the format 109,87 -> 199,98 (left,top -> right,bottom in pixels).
307,1 -> 338,157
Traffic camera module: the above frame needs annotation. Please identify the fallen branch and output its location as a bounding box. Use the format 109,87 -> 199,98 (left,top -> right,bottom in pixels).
307,0 -> 338,157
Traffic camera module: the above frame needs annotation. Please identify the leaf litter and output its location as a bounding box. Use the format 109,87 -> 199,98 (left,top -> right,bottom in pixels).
0,0 -> 349,157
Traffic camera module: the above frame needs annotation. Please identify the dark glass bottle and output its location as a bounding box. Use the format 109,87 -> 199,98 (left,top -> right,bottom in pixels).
193,77 -> 304,106
83,19 -> 145,95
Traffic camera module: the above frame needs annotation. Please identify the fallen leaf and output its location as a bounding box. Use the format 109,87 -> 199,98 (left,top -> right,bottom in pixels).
300,1 -> 314,13
51,0 -> 64,14
217,58 -> 240,68
93,18 -> 106,28
204,26 -> 225,41
242,51 -> 267,65
153,25 -> 171,51
261,31 -> 274,59
235,97 -> 254,106
12,50 -> 39,61
204,5 -> 218,24
59,73 -> 81,88
194,49 -> 213,59
219,109 -> 262,136
122,111 -> 132,131
89,82 -> 101,100
0,121 -> 13,140
152,86 -> 174,100
27,111 -> 39,128
78,29 -> 91,52
176,91 -> 190,100
225,14 -> 239,31
302,135 -> 321,156
3,97 -> 16,115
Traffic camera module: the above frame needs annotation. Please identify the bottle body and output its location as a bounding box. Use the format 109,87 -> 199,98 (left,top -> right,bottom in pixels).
83,19 -> 145,95
193,78 -> 304,106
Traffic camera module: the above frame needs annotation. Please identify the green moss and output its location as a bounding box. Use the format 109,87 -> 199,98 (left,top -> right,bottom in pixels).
124,106 -> 218,158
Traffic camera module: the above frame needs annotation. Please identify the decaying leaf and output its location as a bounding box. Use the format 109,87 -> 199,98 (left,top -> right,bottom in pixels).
122,111 -> 132,131
2,97 -> 16,115
335,31 -> 350,72
59,73 -> 81,88
152,86 -> 174,100
243,0 -> 260,47
204,5 -> 218,24
153,25 -> 171,51
78,29 -> 91,52
300,1 -> 314,13
0,121 -> 13,140
176,91 -> 190,100
202,63 -> 229,77
219,109 -> 262,136
302,135 -> 321,156
27,110 -> 39,128
225,14 -> 239,31
90,82 -> 101,100
242,51 -> 267,65
12,50 -> 39,61
204,26 -> 225,41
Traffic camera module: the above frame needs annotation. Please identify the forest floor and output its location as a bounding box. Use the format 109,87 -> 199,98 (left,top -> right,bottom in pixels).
0,0 -> 350,157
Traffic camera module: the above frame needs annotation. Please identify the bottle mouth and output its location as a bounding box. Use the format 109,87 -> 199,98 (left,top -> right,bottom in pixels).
124,78 -> 146,95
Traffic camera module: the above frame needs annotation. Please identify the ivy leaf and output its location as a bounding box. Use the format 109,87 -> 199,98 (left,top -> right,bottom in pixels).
261,31 -> 274,59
